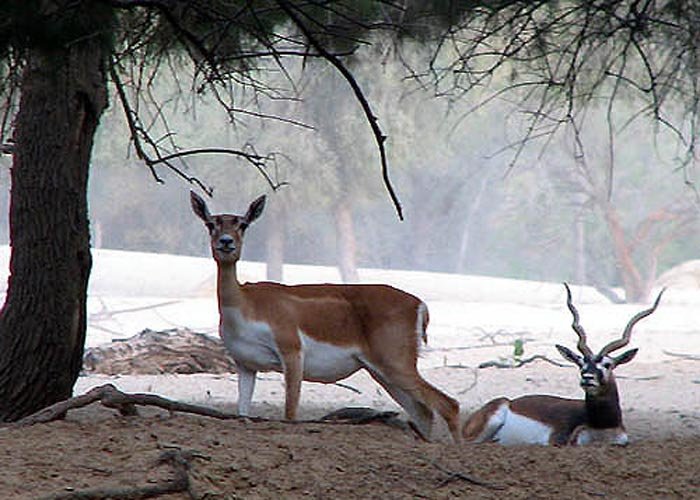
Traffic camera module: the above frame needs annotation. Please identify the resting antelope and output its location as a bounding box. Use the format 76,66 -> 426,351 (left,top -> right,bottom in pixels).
190,191 -> 460,441
462,283 -> 664,446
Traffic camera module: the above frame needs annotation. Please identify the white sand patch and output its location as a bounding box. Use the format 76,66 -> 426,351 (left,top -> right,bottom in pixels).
1,246 -> 698,359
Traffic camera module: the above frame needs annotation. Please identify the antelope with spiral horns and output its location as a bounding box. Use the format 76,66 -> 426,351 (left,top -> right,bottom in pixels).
462,283 -> 664,446
190,191 -> 460,441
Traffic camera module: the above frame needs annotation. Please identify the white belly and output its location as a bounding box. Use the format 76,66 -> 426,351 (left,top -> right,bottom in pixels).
300,331 -> 362,382
220,308 -> 282,372
220,308 -> 361,381
494,408 -> 553,446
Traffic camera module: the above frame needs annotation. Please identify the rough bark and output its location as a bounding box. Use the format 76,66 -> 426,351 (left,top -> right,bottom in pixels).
0,40 -> 107,421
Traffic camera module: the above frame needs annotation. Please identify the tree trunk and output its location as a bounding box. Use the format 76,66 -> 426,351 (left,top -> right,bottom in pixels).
601,202 -> 647,303
455,175 -> 488,273
0,42 -> 107,421
334,197 -> 359,283
574,211 -> 586,286
266,196 -> 285,282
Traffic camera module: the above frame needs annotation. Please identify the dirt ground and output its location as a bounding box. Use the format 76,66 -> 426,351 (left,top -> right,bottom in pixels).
1,358 -> 698,499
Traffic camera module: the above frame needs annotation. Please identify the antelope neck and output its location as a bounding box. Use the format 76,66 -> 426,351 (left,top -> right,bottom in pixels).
584,378 -> 623,428
217,262 -> 243,310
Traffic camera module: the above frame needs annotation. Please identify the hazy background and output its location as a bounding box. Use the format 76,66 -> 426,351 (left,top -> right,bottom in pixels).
1,40 -> 697,292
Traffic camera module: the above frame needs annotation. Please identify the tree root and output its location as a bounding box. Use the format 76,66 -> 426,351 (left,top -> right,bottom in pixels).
10,383 -> 256,428
38,448 -> 201,500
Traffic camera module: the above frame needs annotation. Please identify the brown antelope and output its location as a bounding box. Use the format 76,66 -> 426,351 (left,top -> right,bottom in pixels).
190,191 -> 460,441
462,283 -> 664,446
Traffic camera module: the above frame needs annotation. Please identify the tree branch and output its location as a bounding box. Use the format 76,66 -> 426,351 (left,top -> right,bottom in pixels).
3,384 -> 410,434
478,354 -> 568,369
110,63 -> 286,192
276,0 -> 403,220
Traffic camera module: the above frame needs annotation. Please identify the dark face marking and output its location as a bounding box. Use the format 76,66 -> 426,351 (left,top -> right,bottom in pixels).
578,354 -> 615,395
190,192 -> 266,264
206,215 -> 248,263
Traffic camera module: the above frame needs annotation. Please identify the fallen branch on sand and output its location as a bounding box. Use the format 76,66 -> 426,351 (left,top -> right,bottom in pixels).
663,350 -> 700,361
320,407 -> 410,432
38,448 -> 202,500
436,364 -> 479,395
430,460 -> 505,490
478,355 -> 567,369
4,384 -> 407,436
11,383 -> 251,427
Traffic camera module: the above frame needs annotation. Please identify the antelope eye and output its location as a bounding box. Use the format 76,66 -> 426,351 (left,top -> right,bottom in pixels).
602,361 -> 612,369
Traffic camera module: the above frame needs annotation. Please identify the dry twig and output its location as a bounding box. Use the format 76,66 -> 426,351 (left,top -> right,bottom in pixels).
663,350 -> 700,361
430,460 -> 504,490
478,355 -> 568,369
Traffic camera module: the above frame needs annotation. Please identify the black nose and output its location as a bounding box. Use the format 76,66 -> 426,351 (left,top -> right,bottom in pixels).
217,235 -> 235,252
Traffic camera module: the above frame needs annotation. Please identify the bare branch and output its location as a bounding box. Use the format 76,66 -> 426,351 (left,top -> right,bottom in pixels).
276,0 -> 403,220
110,62 -> 286,192
420,0 -> 700,177
478,354 -> 568,369
663,350 -> 700,361
430,459 -> 504,490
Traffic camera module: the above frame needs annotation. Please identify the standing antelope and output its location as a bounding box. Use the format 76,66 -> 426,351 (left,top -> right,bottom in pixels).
190,191 -> 460,441
462,283 -> 664,446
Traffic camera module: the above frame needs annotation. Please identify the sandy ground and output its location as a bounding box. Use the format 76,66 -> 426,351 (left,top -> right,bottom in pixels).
1,359 -> 698,499
1,249 -> 699,498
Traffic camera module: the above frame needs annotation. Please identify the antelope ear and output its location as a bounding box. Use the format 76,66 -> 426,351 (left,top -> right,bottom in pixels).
612,348 -> 638,367
556,344 -> 584,367
244,194 -> 266,225
190,191 -> 212,223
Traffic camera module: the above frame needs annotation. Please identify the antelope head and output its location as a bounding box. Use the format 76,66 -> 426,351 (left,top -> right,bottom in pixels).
190,191 -> 266,265
556,283 -> 664,397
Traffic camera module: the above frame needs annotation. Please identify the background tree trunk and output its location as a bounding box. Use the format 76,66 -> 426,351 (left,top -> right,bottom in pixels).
0,42 -> 107,421
455,176 -> 489,273
266,195 -> 285,282
334,196 -> 359,283
601,202 -> 648,303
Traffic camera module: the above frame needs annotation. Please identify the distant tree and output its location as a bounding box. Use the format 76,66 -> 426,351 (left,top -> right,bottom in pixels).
301,65 -> 376,282
422,1 -> 699,175
556,125 -> 697,303
421,1 -> 700,299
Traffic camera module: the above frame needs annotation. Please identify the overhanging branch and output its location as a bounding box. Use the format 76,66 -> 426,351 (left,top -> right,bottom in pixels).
276,0 -> 404,220
109,62 -> 285,192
